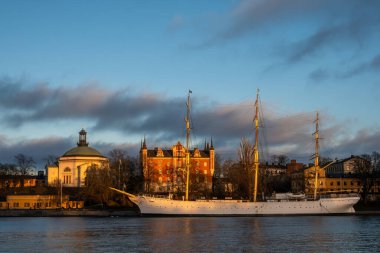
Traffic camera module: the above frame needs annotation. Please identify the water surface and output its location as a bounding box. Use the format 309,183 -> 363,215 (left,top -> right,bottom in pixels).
0,216 -> 379,252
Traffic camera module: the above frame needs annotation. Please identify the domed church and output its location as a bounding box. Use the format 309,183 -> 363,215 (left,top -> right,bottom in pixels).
47,129 -> 108,187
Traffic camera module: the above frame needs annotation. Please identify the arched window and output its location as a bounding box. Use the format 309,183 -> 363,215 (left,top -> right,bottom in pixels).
64,167 -> 71,172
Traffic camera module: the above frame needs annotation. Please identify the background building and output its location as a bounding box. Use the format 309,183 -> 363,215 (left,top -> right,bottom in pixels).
0,171 -> 45,189
299,156 -> 380,197
140,138 -> 215,195
0,195 -> 83,209
47,129 -> 108,187
287,160 -> 305,174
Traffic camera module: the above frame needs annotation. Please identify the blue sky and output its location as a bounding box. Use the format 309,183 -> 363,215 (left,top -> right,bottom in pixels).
0,0 -> 379,168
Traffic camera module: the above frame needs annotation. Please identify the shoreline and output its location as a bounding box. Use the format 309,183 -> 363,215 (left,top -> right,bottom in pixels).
0,209 -> 139,217
1,209 -> 380,217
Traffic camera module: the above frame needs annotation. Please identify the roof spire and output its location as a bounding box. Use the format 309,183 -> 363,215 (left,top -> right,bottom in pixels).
77,128 -> 89,147
210,137 -> 214,150
142,135 -> 147,149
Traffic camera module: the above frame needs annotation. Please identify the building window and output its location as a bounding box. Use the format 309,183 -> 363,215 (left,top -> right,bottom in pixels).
13,202 -> 19,208
204,162 -> 207,167
337,181 -> 340,186
204,170 -> 207,175
64,175 -> 72,184
24,203 -> 30,208
64,167 -> 71,172
330,182 -> 334,186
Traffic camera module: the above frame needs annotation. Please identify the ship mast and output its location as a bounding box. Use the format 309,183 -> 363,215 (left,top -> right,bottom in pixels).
253,89 -> 260,202
185,90 -> 192,201
313,112 -> 320,200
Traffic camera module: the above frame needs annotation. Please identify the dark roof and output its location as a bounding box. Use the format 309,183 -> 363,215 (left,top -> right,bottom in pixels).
62,146 -> 105,158
334,155 -> 364,164
147,149 -> 211,158
0,175 -> 38,180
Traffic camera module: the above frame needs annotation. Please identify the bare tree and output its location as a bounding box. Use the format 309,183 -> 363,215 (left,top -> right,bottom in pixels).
108,149 -> 128,189
270,155 -> 278,165
320,156 -> 333,166
14,154 -> 35,187
269,154 -> 289,166
372,151 -> 380,172
238,137 -> 253,200
354,154 -> 374,204
212,154 -> 225,198
226,160 -> 249,199
14,154 -> 35,176
278,155 -> 289,166
44,155 -> 59,176
0,163 -> 17,176
83,164 -> 112,207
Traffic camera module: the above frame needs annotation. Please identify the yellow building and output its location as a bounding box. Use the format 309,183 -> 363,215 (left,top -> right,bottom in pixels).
303,156 -> 380,196
304,166 -> 363,195
47,129 -> 108,187
0,195 -> 84,209
0,176 -> 37,188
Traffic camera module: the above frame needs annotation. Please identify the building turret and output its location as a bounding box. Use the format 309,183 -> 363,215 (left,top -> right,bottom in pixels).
77,128 -> 89,147
142,135 -> 147,149
209,138 -> 215,176
140,136 -> 148,190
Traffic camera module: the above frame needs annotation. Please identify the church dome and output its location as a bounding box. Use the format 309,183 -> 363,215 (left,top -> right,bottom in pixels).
62,146 -> 104,157
62,128 -> 105,158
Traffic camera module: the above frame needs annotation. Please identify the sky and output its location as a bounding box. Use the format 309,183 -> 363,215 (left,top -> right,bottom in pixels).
0,0 -> 379,169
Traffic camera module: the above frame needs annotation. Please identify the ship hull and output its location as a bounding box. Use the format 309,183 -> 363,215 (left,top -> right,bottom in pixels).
131,196 -> 360,216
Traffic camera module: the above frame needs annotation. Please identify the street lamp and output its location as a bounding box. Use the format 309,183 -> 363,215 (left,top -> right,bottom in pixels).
77,163 -> 89,188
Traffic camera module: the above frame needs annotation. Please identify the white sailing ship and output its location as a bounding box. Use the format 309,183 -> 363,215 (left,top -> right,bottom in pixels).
111,90 -> 359,215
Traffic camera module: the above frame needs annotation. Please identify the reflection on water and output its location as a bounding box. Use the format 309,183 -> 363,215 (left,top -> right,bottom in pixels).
0,216 -> 380,252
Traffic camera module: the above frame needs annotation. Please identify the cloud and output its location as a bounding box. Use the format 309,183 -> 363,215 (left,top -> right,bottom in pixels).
0,136 -> 72,167
340,53 -> 380,78
320,129 -> 380,159
0,77 -> 53,109
167,15 -> 184,33
309,68 -> 330,82
192,0 -> 380,72
0,135 -> 139,169
287,16 -> 380,63
0,78 -> 379,167
219,0 -> 323,40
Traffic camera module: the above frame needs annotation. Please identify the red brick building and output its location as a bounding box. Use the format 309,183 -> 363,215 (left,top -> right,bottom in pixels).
140,138 -> 215,196
287,160 -> 305,174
